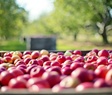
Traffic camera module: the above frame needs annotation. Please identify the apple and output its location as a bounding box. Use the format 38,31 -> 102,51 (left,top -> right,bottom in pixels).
27,77 -> 50,88
42,71 -> 61,87
73,50 -> 82,56
94,78 -> 110,88
28,84 -> 49,92
43,61 -> 51,67
0,66 -> 6,73
50,61 -> 60,66
83,63 -> 96,71
9,68 -> 24,77
91,48 -> 99,55
15,60 -> 25,66
75,82 -> 94,91
40,55 -> 49,62
22,54 -> 31,59
95,67 -> 108,79
16,65 -> 26,74
0,71 -> 15,85
60,76 -> 80,88
17,74 -> 30,81
8,78 -> 27,88
62,60 -> 72,66
56,55 -> 66,64
0,86 -> 10,92
97,56 -> 108,65
23,51 -> 32,55
0,57 -> 4,64
3,52 -> 12,57
98,49 -> 109,57
64,50 -> 72,56
26,64 -> 37,74
47,66 -> 61,75
28,59 -> 39,65
105,69 -> 112,85
70,62 -> 83,70
11,54 -> 21,63
71,67 -> 92,82
61,67 -> 72,75
52,84 -> 68,92
36,59 -> 44,66
23,57 -> 32,64
40,49 -> 49,56
86,55 -> 97,63
3,56 -> 12,63
30,67 -> 45,78
31,51 -> 40,59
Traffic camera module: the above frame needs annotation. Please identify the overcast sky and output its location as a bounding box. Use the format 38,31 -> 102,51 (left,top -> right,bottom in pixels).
16,0 -> 54,21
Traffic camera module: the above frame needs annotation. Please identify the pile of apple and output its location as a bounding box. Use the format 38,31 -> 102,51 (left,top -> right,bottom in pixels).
0,49 -> 112,92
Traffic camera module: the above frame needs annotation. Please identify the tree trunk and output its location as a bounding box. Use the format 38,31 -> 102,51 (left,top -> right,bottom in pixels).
101,26 -> 109,44
73,32 -> 78,41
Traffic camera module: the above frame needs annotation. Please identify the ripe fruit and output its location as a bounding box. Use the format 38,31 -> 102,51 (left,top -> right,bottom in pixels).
0,71 -> 15,85
75,82 -> 94,91
31,51 -> 40,59
42,71 -> 61,87
60,76 -> 80,88
8,78 -> 26,88
98,49 -> 109,57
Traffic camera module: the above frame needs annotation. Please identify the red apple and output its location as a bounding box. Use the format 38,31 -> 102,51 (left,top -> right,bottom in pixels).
75,82 -> 94,91
43,61 -> 51,67
40,55 -> 49,62
27,77 -> 50,88
95,67 -> 108,79
52,84 -> 67,92
73,50 -> 82,55
9,68 -> 24,77
31,51 -> 40,59
94,78 -> 110,88
51,61 -> 60,66
47,66 -> 61,75
8,78 -> 27,88
97,56 -> 108,65
30,67 -> 45,78
23,57 -> 32,64
61,67 -> 72,75
42,71 -> 61,87
56,55 -> 66,64
0,71 -> 15,85
70,62 -> 83,70
83,63 -> 96,70
98,49 -> 109,57
0,86 -> 10,92
23,51 -> 32,55
71,67 -> 92,82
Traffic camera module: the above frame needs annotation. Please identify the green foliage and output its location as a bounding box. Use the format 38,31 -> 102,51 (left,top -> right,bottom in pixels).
0,0 -> 28,39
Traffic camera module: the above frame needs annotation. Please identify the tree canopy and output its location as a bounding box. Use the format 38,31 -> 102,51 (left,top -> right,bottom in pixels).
0,0 -> 28,39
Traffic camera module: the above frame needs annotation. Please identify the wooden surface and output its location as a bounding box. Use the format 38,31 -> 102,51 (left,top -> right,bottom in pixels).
0,88 -> 112,95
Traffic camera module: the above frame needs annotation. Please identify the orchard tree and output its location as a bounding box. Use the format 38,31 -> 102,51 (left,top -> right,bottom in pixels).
0,0 -> 28,40
52,0 -> 112,43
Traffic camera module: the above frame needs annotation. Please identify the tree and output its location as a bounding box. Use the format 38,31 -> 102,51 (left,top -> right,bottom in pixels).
0,0 -> 28,40
52,0 -> 112,43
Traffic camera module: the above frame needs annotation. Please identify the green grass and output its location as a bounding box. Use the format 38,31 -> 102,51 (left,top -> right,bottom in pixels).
0,40 -> 26,51
0,36 -> 112,51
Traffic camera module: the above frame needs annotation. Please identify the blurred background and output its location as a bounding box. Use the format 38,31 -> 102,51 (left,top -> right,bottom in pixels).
0,0 -> 112,51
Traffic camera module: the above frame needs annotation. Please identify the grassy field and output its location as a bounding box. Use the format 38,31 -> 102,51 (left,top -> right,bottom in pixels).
0,36 -> 112,51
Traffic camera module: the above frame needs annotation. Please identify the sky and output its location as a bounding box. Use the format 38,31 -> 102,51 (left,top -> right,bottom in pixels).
16,0 -> 54,21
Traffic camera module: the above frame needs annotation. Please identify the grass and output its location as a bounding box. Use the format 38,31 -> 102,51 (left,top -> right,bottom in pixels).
0,35 -> 112,51
0,40 -> 26,51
